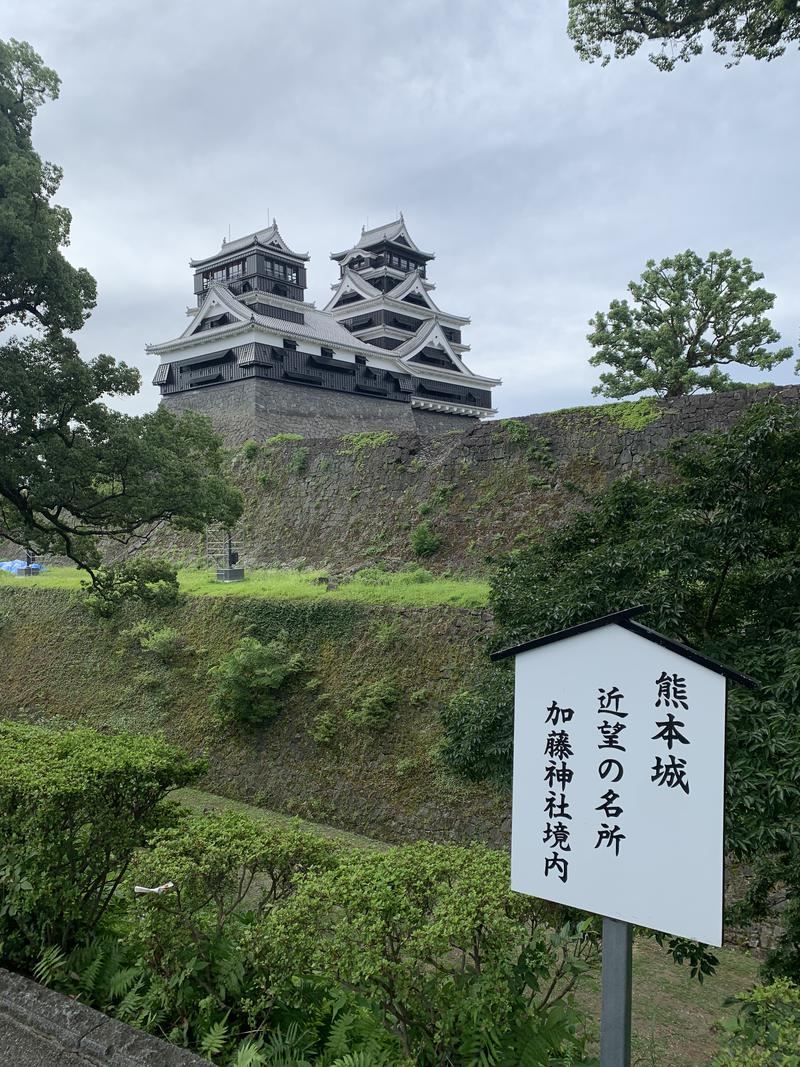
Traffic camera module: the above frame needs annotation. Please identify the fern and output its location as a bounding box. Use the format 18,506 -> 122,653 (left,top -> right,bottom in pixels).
232,1037 -> 267,1066
33,944 -> 67,986
327,1054 -> 395,1067
107,964 -> 142,999
260,1022 -> 315,1065
199,1016 -> 229,1058
77,949 -> 105,995
323,1012 -> 360,1058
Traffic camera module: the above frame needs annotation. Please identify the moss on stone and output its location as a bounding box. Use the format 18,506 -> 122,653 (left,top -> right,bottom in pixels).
552,397 -> 661,431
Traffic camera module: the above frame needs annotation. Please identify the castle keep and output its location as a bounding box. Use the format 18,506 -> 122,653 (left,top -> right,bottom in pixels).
150,217 -> 500,442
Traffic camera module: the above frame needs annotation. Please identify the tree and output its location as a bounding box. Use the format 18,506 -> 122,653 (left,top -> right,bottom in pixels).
0,39 -> 242,577
588,249 -> 792,398
0,39 -> 95,331
442,401 -> 800,976
568,1 -> 800,70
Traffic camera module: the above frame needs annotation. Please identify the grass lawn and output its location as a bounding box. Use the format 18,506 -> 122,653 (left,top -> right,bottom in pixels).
179,787 -> 758,1066
0,565 -> 489,609
575,934 -> 758,1067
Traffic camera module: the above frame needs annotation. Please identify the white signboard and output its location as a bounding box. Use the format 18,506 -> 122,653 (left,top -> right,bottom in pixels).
510,622 -> 727,945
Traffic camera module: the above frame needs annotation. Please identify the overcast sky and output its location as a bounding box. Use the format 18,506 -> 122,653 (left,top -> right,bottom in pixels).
5,0 -> 799,417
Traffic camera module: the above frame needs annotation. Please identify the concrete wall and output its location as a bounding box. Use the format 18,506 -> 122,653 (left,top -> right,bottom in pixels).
0,967 -> 210,1066
161,377 -> 475,443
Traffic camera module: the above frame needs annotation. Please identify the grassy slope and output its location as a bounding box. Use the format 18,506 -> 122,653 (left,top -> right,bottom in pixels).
180,785 -> 758,1067
0,566 -> 489,609
0,583 -> 506,846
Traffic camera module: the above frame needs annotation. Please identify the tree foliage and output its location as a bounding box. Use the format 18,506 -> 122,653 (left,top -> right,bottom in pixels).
568,0 -> 800,70
587,250 -> 792,398
0,38 -> 242,581
83,557 -> 181,616
0,39 -> 96,331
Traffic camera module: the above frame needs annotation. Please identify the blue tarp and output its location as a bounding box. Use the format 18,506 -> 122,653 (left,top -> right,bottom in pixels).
0,560 -> 43,574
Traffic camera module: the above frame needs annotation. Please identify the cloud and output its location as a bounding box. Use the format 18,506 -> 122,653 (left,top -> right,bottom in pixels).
4,0 -> 798,417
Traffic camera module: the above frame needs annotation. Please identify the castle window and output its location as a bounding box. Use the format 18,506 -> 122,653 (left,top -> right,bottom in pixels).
283,338 -> 297,351
320,347 -> 333,358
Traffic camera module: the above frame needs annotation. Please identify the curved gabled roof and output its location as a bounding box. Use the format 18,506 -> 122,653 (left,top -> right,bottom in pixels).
190,221 -> 309,268
331,214 -> 434,261
392,318 -> 473,375
385,271 -> 469,324
324,267 -> 382,311
150,284 -> 378,354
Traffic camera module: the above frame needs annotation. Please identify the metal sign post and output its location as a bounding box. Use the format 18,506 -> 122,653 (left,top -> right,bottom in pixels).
600,917 -> 632,1067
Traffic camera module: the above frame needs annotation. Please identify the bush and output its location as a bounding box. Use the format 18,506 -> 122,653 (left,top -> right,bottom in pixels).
208,635 -> 304,724
132,811 -> 338,959
409,521 -> 442,558
122,621 -> 187,663
344,678 -> 399,730
83,557 -> 180,617
241,440 -> 260,461
257,841 -> 596,1065
289,446 -> 310,475
37,812 -> 341,1064
711,978 -> 800,1065
338,431 -> 398,456
0,723 -> 203,964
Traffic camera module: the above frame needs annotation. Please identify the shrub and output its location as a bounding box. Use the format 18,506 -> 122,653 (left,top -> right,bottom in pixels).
409,521 -> 442,558
309,708 -> 337,744
129,811 -> 339,1028
83,557 -> 180,617
344,679 -> 399,730
208,635 -> 304,724
502,418 -> 531,443
122,621 -> 187,663
257,841 -> 596,1065
0,723 -> 203,963
711,978 -> 800,1065
439,665 -> 515,785
241,439 -> 260,461
289,446 -> 310,475
37,812 -> 340,1064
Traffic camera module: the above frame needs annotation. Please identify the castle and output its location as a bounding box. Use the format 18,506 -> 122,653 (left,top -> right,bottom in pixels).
149,217 -> 500,441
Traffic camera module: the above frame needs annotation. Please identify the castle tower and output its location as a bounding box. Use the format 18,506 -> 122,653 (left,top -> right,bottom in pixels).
190,221 -> 309,308
325,216 -> 490,407
148,219 -> 499,443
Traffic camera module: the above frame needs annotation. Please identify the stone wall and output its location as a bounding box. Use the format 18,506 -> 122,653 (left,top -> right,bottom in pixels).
161,377 -> 475,444
0,967 -> 210,1066
154,385 -> 800,575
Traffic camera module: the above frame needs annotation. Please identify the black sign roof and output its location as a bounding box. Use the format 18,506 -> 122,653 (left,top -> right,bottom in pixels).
490,606 -> 758,689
